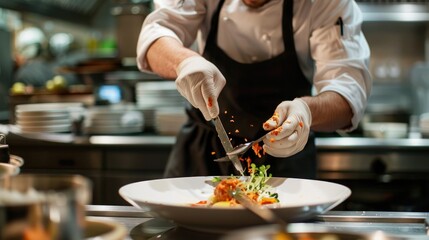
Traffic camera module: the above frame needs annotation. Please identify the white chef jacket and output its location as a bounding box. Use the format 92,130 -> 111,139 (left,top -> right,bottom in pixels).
136,0 -> 372,131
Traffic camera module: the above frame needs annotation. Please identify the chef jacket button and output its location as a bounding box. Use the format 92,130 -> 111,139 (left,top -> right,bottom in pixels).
262,34 -> 270,41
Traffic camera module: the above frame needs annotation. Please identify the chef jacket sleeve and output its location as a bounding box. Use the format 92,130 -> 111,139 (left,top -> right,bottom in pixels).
309,0 -> 372,131
136,0 -> 206,72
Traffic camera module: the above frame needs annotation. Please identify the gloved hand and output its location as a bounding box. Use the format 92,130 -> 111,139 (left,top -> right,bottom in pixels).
175,56 -> 226,121
262,98 -> 312,158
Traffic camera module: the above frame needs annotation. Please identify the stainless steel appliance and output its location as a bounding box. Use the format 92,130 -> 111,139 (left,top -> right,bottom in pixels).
0,26 -> 12,123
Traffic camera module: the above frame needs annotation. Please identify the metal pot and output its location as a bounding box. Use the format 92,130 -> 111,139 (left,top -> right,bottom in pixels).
0,174 -> 92,240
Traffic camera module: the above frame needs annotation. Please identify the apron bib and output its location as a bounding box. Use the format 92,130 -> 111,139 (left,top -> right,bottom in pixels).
164,0 -> 316,178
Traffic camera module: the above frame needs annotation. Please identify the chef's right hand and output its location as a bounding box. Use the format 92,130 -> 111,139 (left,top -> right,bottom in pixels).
175,56 -> 226,121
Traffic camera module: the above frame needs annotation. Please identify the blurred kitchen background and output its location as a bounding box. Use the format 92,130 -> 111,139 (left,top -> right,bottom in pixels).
0,0 -> 429,135
2,0 -> 429,210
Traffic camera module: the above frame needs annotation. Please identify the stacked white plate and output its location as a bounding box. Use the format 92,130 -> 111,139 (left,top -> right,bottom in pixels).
419,113 -> 429,138
155,107 -> 187,135
83,104 -> 144,134
15,103 -> 84,133
136,81 -> 186,130
135,81 -> 186,109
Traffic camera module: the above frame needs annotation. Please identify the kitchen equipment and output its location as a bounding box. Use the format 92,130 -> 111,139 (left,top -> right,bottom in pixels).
0,134 -> 24,167
227,132 -> 269,157
0,134 -> 9,163
118,176 -> 351,233
0,174 -> 92,240
212,117 -> 245,175
411,62 -> 429,115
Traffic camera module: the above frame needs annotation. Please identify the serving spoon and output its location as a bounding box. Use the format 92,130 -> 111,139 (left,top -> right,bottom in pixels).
227,132 -> 270,157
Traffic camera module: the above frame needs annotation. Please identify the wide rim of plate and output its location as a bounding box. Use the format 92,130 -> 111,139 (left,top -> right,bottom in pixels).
119,176 -> 351,232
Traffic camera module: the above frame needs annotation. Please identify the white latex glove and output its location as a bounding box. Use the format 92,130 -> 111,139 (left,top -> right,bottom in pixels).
262,98 -> 312,158
175,56 -> 226,120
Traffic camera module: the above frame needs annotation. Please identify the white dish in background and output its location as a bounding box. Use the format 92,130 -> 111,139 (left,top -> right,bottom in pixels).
155,108 -> 187,135
16,102 -> 83,111
15,102 -> 85,133
135,81 -> 186,109
84,126 -> 142,135
16,118 -> 71,127
363,122 -> 408,139
84,106 -> 144,134
19,124 -> 71,133
15,113 -> 70,121
16,103 -> 84,116
119,176 -> 351,233
84,217 -> 127,240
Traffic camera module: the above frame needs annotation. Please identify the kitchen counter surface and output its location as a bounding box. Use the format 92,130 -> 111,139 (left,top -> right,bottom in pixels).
85,205 -> 429,240
3,125 -> 429,150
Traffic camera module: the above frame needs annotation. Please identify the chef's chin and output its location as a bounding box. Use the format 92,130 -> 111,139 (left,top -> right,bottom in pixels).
241,0 -> 271,8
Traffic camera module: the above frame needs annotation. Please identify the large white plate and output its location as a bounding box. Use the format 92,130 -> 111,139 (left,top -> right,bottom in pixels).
119,176 -> 351,232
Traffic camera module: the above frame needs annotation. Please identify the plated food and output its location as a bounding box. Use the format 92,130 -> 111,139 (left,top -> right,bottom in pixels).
119,175 -> 351,232
192,164 -> 279,207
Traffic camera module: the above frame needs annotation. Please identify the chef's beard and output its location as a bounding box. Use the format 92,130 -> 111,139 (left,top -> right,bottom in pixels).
241,0 -> 271,8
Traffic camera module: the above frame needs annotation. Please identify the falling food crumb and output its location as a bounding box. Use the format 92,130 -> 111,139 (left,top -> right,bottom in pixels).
228,132 -> 231,135
231,115 -> 234,118
250,124 -> 254,127
211,151 -> 216,155
244,138 -> 248,142
235,129 -> 240,133
230,119 -> 235,123
224,110 -> 228,114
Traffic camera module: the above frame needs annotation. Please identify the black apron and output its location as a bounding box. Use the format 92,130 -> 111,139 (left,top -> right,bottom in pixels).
164,0 -> 316,178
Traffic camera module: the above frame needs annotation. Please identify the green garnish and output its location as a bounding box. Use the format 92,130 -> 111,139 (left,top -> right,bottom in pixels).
211,176 -> 222,183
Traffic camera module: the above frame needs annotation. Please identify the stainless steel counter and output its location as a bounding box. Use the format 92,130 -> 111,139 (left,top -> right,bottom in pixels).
85,205 -> 429,240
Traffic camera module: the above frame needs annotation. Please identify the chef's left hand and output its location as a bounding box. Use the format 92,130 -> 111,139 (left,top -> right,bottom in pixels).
262,98 -> 312,158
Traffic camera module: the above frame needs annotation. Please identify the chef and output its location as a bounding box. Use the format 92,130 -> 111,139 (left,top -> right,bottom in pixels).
136,0 -> 372,178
